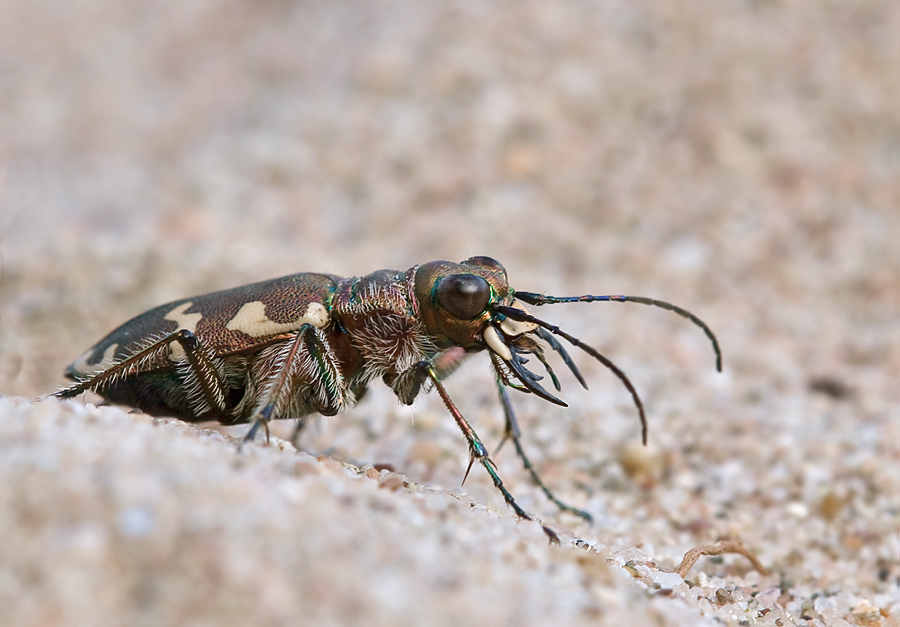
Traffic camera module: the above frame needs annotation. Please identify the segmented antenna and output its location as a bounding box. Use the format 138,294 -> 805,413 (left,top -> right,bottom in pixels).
513,291 -> 722,372
494,306 -> 648,445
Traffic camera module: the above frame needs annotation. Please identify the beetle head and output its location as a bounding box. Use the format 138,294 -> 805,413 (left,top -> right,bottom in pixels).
414,256 -> 565,406
414,256 -> 512,350
414,256 -> 723,445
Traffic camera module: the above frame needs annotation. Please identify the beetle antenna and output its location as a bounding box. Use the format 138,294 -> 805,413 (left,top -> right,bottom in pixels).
495,306 -> 648,445
514,291 -> 722,372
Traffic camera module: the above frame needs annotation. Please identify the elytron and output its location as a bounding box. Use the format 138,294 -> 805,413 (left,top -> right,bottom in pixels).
57,256 -> 721,534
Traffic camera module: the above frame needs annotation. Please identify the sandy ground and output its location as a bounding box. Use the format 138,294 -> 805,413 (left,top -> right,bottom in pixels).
1,1 -> 898,625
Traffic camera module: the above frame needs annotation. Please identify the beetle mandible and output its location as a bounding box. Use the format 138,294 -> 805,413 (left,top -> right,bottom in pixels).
56,256 -> 721,533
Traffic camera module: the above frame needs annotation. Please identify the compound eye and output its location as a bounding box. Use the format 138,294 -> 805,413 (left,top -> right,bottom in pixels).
435,274 -> 491,320
463,256 -> 504,273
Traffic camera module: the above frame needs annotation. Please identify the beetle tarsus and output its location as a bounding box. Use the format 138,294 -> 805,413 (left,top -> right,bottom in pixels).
542,526 -> 561,544
496,378 -> 593,522
416,360 -> 537,525
240,418 -> 270,450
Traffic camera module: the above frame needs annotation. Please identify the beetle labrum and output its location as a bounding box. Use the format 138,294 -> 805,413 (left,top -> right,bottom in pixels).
56,256 -> 721,534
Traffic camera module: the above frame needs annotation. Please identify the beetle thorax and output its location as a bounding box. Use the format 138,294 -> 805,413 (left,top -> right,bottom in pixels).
333,269 -> 433,384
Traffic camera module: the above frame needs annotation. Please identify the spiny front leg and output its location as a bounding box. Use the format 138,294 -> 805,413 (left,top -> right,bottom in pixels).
413,361 -> 559,543
494,377 -> 592,522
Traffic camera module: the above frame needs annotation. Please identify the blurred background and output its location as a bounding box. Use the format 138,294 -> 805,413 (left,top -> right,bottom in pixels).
1,0 -> 896,397
0,0 -> 898,623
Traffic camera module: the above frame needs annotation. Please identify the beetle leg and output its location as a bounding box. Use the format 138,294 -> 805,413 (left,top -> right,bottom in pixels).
292,376 -> 369,446
494,377 -> 593,522
175,332 -> 229,418
244,415 -> 270,443
415,361 -> 520,508
429,347 -> 469,381
55,329 -> 230,420
290,418 -> 308,447
302,325 -> 347,416
413,361 -> 562,541
493,375 -> 522,455
243,324 -> 312,446
387,349 -> 467,407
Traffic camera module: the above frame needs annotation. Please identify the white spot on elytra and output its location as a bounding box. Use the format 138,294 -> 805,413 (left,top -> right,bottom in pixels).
98,343 -> 119,369
165,302 -> 202,361
483,325 -> 512,361
226,301 -> 328,338
165,302 -> 202,333
72,342 -> 119,375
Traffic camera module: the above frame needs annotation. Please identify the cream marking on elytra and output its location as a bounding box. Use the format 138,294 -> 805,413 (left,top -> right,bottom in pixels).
226,301 -> 328,338
165,302 -> 203,361
483,325 -> 512,361
499,302 -> 538,337
72,343 -> 119,376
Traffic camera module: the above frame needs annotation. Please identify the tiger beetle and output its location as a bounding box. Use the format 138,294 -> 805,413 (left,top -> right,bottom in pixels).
56,256 -> 721,538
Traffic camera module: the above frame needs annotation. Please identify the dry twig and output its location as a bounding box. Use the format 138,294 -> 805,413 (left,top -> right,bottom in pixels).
676,540 -> 768,578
